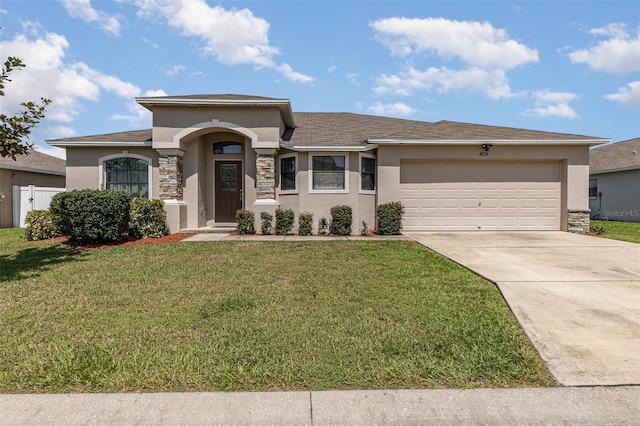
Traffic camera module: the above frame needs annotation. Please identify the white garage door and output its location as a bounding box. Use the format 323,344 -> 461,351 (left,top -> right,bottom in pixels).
400,161 -> 561,231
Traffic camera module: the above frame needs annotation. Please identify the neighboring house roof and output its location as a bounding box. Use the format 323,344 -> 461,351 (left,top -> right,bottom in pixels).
590,137 -> 640,174
0,149 -> 66,176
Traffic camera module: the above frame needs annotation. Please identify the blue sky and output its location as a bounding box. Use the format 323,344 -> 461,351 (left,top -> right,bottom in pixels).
1,0 -> 639,159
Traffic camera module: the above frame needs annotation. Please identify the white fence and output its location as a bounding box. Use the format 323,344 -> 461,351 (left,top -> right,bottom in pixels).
12,185 -> 65,228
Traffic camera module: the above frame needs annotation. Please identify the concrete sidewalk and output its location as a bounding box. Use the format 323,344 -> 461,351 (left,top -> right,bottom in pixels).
2,387 -> 639,425
181,233 -> 409,242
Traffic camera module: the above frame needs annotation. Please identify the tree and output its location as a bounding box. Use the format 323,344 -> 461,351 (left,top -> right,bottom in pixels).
0,57 -> 51,159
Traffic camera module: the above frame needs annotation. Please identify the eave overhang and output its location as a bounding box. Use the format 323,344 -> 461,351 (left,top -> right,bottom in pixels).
47,141 -> 152,148
0,164 -> 65,176
367,138 -> 610,146
280,144 -> 377,152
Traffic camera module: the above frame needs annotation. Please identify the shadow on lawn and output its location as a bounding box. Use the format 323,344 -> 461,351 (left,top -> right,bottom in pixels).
0,243 -> 86,282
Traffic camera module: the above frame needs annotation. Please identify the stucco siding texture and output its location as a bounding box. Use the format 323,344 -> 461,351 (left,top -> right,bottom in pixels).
589,170 -> 640,222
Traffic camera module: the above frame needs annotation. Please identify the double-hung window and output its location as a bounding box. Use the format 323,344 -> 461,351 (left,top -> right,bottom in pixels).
279,154 -> 297,192
311,155 -> 347,192
360,154 -> 376,192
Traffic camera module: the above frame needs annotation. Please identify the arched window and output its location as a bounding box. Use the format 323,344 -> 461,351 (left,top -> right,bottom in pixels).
104,157 -> 149,198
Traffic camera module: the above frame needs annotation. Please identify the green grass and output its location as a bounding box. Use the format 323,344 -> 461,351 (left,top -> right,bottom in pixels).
0,228 -> 554,392
591,220 -> 640,244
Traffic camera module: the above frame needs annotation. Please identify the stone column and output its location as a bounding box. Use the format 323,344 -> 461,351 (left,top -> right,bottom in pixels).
256,152 -> 276,200
253,149 -> 279,231
567,210 -> 590,234
157,149 -> 187,233
159,154 -> 184,200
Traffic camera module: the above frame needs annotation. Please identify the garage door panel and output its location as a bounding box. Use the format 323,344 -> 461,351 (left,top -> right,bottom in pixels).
399,161 -> 561,231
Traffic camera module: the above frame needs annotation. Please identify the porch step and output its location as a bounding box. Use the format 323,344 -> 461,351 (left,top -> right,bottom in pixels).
180,226 -> 235,234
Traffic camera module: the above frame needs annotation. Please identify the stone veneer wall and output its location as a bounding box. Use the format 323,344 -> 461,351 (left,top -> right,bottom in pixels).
159,155 -> 183,200
256,154 -> 275,199
568,210 -> 590,234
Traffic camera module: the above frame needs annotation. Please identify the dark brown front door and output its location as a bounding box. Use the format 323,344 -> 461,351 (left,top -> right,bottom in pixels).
215,161 -> 242,222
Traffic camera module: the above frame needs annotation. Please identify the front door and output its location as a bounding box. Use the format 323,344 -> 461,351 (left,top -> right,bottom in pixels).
215,161 -> 242,222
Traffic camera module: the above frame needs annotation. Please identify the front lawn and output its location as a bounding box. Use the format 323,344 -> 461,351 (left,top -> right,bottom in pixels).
0,228 -> 554,392
591,220 -> 640,244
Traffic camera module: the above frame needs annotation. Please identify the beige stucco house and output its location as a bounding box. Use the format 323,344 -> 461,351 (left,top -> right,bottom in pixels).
589,137 -> 640,222
47,94 -> 609,234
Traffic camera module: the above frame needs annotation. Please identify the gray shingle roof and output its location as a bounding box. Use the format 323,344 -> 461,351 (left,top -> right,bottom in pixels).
590,137 -> 640,173
286,112 -> 605,146
46,112 -> 606,148
0,150 -> 66,175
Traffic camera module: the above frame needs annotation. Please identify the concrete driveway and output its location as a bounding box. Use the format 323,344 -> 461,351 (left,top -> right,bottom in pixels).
405,231 -> 640,386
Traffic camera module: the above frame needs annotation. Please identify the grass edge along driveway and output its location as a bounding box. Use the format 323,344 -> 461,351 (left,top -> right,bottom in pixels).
0,229 -> 554,392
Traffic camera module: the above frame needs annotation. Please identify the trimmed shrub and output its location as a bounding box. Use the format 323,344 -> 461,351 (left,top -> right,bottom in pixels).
50,189 -> 130,243
275,208 -> 295,235
130,198 -> 166,238
24,210 -> 59,241
260,212 -> 273,235
298,212 -> 313,236
376,201 -> 404,235
330,205 -> 352,236
318,217 -> 328,235
235,209 -> 256,235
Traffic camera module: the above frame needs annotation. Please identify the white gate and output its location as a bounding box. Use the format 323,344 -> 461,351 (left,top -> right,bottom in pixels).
12,185 -> 65,228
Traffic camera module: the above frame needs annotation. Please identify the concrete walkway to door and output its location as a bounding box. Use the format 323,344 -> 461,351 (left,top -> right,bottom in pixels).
405,231 -> 640,387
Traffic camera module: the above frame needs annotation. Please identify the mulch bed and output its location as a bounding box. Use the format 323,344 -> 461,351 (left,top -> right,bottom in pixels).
39,234 -> 195,250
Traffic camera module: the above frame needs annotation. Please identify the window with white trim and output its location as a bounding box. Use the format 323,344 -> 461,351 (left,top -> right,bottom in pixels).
360,154 -> 376,192
310,154 -> 348,192
279,154 -> 297,193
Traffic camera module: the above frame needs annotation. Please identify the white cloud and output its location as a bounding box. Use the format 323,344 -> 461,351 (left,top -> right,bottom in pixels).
61,0 -> 122,36
368,102 -> 417,117
370,17 -> 538,70
370,17 -> 538,102
345,72 -> 359,85
166,64 -> 186,76
604,81 -> 640,110
34,144 -> 66,160
0,28 -> 148,127
46,125 -> 77,138
568,23 -> 640,74
133,0 -> 314,83
112,89 -> 168,125
523,90 -> 579,119
374,67 -> 515,100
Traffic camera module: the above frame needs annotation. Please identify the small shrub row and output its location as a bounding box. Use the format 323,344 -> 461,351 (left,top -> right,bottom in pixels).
233,201 -> 404,237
